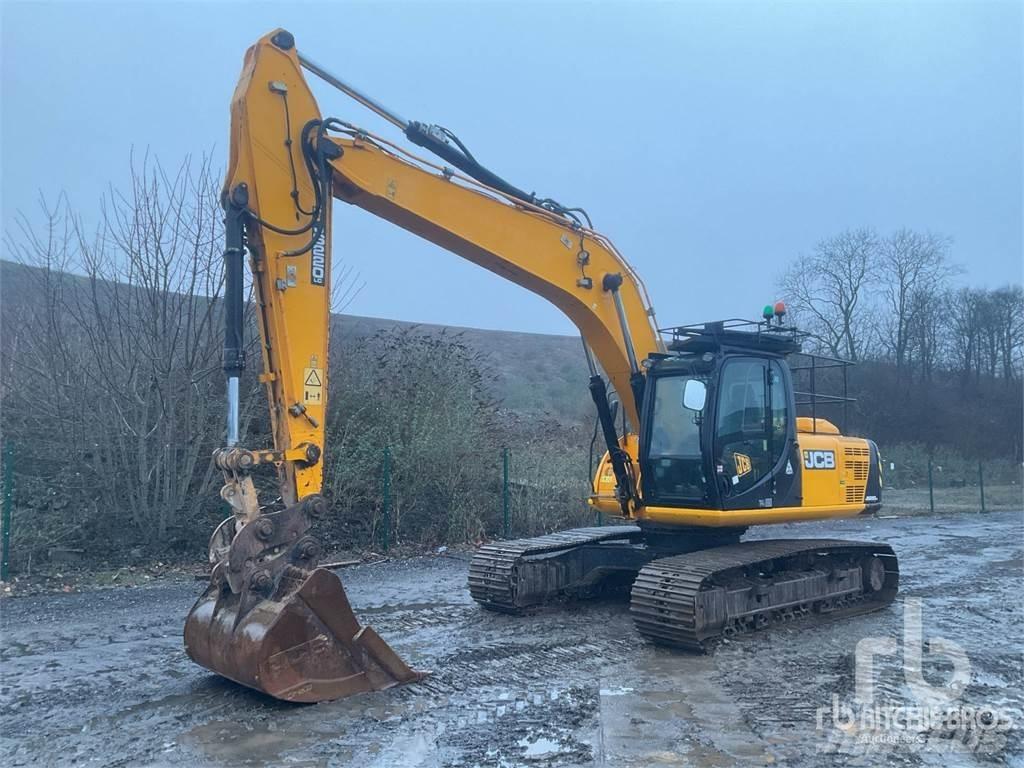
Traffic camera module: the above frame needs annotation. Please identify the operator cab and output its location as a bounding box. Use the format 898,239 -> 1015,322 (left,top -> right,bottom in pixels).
639,312 -> 805,512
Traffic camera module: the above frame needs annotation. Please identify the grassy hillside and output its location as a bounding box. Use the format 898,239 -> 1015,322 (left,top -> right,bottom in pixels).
1,260 -> 592,423
336,314 -> 590,421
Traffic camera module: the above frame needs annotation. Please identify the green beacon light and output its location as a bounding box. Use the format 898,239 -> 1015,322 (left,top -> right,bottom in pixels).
762,304 -> 775,320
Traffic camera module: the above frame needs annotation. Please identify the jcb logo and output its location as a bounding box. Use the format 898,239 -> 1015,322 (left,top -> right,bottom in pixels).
803,450 -> 835,470
311,232 -> 326,287
733,453 -> 752,477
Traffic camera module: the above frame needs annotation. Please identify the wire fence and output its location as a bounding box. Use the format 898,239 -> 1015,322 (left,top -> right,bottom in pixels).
0,441 -> 1021,576
881,456 -> 1023,516
2,440 -> 12,581
372,444 -> 599,553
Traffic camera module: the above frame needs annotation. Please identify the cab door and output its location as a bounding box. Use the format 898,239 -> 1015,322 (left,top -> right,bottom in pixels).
712,356 -> 797,510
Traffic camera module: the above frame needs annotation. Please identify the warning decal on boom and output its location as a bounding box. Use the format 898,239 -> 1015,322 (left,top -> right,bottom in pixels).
303,367 -> 324,405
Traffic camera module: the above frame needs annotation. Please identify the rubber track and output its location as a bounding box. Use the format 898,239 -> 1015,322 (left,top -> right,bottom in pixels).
468,526 -> 641,612
630,539 -> 898,651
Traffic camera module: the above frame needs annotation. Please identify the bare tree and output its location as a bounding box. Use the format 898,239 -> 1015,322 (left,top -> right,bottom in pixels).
947,287 -> 982,386
946,286 -> 1023,387
877,229 -> 955,378
775,228 -> 1022,465
905,287 -> 947,381
2,155 -> 229,553
780,228 -> 879,360
987,286 -> 1024,382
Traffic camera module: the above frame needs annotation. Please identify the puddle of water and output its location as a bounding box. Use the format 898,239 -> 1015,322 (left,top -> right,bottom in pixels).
180,718 -> 321,766
597,652 -> 783,766
368,730 -> 433,767
979,546 -> 1016,557
0,641 -> 33,659
518,735 -> 567,757
599,686 -> 634,697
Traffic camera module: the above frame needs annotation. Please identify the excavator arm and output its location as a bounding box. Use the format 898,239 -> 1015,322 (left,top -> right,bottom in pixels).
186,28 -> 664,703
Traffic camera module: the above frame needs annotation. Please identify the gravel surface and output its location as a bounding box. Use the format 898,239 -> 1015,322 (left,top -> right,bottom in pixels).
1,510 -> 1022,767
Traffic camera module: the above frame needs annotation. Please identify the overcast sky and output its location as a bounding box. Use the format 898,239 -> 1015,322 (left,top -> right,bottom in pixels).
2,1 -> 1021,335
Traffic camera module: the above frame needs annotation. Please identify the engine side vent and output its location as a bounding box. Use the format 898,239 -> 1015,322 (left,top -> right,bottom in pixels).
844,446 -> 870,484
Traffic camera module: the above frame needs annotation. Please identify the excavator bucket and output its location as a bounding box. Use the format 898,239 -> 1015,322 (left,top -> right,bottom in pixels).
184,496 -> 424,703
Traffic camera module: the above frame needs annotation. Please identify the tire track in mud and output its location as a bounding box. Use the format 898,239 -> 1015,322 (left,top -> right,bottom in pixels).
329,597 -> 639,766
366,600 -> 638,694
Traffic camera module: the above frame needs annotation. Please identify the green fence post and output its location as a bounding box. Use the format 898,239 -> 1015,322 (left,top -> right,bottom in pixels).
1,440 -> 12,582
979,461 -> 985,513
502,447 -> 510,538
381,446 -> 391,553
927,456 -> 935,516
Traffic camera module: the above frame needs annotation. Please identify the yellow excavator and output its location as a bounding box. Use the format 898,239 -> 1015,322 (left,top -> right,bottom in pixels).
184,29 -> 898,702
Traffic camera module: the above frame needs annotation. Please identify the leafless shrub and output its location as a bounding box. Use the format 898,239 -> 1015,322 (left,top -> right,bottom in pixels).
506,440 -> 594,537
1,155 -> 229,560
322,327 -> 504,548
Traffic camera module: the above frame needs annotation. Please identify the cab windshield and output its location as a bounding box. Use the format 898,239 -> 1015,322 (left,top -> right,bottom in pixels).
646,375 -> 706,501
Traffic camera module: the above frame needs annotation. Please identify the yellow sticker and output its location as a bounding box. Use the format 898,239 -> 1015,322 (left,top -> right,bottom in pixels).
302,367 -> 324,405
734,453 -> 752,477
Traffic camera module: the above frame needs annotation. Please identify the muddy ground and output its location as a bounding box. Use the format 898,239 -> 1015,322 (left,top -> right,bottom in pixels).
1,510 -> 1022,767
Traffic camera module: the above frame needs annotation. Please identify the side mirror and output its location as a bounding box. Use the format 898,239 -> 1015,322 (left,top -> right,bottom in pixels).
682,379 -> 707,411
